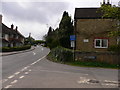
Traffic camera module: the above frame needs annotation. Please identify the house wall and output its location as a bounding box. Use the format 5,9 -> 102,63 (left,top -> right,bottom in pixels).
2,42 -> 8,47
0,15 -> 2,48
76,19 -> 117,52
0,15 -> 2,24
75,51 -> 119,65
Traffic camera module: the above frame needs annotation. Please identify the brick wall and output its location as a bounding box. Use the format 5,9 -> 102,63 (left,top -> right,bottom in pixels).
75,19 -> 117,52
75,51 -> 119,65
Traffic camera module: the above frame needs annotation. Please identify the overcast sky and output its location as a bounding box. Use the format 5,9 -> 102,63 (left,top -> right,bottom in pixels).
1,0 -> 120,40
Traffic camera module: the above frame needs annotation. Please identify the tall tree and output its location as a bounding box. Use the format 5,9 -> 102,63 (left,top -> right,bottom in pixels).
58,11 -> 74,48
48,26 -> 53,36
44,11 -> 74,49
100,4 -> 120,37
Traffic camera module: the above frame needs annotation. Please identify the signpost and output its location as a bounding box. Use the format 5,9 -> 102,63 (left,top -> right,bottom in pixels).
70,35 -> 76,61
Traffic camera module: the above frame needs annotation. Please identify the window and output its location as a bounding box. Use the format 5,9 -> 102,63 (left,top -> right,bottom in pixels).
94,39 -> 108,48
5,34 -> 9,41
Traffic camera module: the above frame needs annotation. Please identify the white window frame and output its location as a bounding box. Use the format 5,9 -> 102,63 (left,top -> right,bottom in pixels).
94,39 -> 108,48
5,34 -> 9,41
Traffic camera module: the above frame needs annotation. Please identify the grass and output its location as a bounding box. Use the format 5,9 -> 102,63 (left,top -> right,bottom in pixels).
65,61 -> 119,69
47,53 -> 119,69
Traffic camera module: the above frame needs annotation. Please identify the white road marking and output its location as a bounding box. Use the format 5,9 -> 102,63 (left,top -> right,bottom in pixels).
38,69 -> 83,75
33,52 -> 36,55
8,75 -> 15,79
30,54 -> 48,66
2,79 -> 8,83
25,72 -> 29,74
21,66 -> 29,71
104,80 -> 118,83
29,69 -> 31,72
4,85 -> 12,88
77,77 -> 90,84
30,62 -> 36,65
11,80 -> 18,84
19,76 -> 24,79
14,72 -> 20,75
102,83 -> 118,86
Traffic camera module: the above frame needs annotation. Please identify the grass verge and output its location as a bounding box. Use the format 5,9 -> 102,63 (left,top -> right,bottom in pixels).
47,52 -> 119,69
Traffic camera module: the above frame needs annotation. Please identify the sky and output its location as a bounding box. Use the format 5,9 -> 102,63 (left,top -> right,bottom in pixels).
1,0 -> 120,40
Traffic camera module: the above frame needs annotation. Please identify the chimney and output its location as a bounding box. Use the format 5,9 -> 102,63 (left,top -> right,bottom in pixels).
0,15 -> 2,24
103,0 -> 105,4
107,0 -> 110,4
11,24 -> 14,29
15,26 -> 18,31
107,0 -> 111,5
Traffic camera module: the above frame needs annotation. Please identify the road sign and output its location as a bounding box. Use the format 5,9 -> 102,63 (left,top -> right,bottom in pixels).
71,41 -> 75,47
70,35 -> 76,41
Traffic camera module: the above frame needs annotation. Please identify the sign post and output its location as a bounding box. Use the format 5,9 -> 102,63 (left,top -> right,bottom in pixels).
70,35 -> 76,61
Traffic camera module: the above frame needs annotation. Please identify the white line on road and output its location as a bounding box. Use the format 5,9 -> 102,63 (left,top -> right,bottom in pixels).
25,72 -> 29,74
104,80 -> 118,83
8,75 -> 15,79
29,69 -> 32,72
19,76 -> 24,79
4,85 -> 12,88
30,62 -> 36,65
102,83 -> 118,86
14,72 -> 20,75
2,79 -> 8,83
30,53 -> 48,66
11,80 -> 18,84
21,66 -> 29,71
41,48 -> 44,51
33,52 -> 36,55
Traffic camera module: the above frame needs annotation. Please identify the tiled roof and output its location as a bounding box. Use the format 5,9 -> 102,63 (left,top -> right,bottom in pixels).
2,23 -> 25,38
74,8 -> 103,19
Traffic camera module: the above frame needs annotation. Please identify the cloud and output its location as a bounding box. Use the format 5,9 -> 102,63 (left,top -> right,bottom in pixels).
2,0 -> 119,40
1,2 -> 70,39
2,2 -> 69,24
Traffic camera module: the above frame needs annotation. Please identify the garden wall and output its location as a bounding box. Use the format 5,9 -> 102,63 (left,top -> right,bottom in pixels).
75,51 -> 119,65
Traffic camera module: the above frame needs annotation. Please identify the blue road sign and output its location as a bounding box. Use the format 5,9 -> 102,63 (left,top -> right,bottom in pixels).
70,35 -> 76,41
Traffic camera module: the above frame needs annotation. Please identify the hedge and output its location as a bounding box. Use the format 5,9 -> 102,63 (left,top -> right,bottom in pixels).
48,46 -> 73,62
108,45 -> 120,53
0,45 -> 31,52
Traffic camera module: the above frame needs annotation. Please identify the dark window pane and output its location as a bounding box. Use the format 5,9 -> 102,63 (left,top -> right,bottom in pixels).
96,40 -> 100,47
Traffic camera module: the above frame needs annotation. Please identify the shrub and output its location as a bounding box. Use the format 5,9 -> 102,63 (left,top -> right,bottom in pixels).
108,45 -> 120,53
1,45 -> 31,52
48,46 -> 73,62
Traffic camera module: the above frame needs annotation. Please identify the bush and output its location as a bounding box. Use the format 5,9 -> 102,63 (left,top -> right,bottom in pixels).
48,46 -> 73,62
108,45 -> 120,53
0,45 -> 31,52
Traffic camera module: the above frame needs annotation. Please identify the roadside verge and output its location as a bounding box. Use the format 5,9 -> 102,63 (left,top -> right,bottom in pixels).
47,46 -> 119,69
0,46 -> 35,56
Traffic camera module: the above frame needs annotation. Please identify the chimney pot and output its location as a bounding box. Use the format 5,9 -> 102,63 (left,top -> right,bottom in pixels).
103,0 -> 105,4
0,15 -> 2,24
11,24 -> 14,29
15,26 -> 18,31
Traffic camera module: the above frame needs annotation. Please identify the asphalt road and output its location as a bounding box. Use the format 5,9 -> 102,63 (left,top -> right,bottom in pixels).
2,46 -> 119,89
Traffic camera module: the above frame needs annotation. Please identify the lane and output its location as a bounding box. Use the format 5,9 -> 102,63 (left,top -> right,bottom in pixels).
2,46 -> 49,80
2,46 -> 118,88
3,54 -> 118,88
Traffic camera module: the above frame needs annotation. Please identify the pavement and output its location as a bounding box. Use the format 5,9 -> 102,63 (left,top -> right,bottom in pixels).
0,46 -> 35,56
2,46 -> 119,88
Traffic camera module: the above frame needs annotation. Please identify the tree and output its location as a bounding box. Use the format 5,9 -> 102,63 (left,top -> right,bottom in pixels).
48,27 -> 53,36
44,11 -> 74,49
100,4 -> 120,37
58,11 -> 74,48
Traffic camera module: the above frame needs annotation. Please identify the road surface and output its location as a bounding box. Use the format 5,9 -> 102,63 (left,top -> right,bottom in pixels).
2,46 -> 119,88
